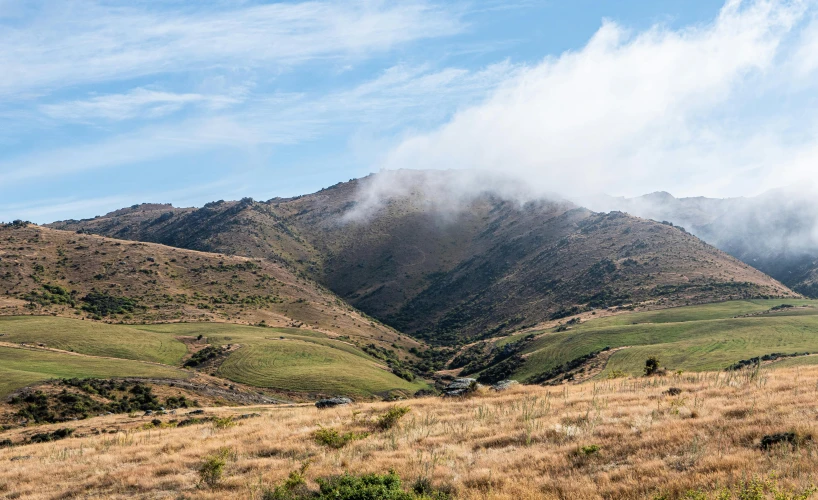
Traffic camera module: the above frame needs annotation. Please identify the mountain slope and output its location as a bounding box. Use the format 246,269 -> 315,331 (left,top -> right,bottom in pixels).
596,187 -> 818,296
48,171 -> 796,344
0,223 -> 417,352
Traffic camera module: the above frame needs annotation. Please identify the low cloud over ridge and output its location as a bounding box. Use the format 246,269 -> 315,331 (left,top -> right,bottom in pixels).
374,0 -> 818,203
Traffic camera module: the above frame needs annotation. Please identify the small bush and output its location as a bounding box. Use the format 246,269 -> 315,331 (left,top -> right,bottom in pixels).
29,428 -> 74,443
760,431 -> 811,450
262,462 -> 311,500
580,444 -> 600,456
198,448 -> 231,488
315,471 -> 412,499
376,406 -> 411,431
644,357 -> 660,376
212,416 -> 236,430
313,428 -> 368,449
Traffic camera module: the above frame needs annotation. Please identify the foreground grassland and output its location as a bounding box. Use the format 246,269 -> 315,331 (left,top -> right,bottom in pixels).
515,299 -> 818,380
2,366 -> 818,499
0,317 -> 424,398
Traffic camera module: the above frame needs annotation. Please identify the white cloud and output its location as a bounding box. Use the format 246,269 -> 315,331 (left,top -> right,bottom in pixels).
378,0 -> 818,200
0,0 -> 464,99
39,88 -> 242,121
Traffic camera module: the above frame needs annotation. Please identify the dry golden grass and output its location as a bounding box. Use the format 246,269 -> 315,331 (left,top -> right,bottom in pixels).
2,366 -> 818,499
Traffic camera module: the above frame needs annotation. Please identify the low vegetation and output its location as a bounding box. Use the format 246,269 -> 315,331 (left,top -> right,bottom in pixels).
2,364 -> 818,498
10,379 -> 195,424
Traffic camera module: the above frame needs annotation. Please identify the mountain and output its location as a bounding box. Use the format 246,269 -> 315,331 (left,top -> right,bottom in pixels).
594,187 -> 818,296
0,223 -> 416,352
48,170 -> 796,345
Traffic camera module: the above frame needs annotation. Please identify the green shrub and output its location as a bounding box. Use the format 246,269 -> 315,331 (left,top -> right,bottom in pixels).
29,428 -> 74,443
198,448 -> 231,488
313,428 -> 368,449
212,416 -> 236,430
80,291 -> 139,317
644,357 -> 660,376
316,471 -> 412,499
262,462 -> 311,500
376,406 -> 411,431
580,444 -> 600,455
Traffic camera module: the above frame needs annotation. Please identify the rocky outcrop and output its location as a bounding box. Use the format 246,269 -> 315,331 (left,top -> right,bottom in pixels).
315,397 -> 353,409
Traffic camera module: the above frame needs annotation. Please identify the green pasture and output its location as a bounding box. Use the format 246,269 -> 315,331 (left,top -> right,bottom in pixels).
0,345 -> 189,397
514,300 -> 818,380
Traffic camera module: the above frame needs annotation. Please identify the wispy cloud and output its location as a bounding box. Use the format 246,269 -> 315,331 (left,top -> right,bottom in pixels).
39,88 -> 243,122
0,0 -> 465,99
1,61 -> 512,184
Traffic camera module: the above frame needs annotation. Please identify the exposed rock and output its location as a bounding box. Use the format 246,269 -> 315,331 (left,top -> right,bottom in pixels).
186,409 -> 205,415
491,380 -> 518,391
443,378 -> 478,397
315,397 -> 353,409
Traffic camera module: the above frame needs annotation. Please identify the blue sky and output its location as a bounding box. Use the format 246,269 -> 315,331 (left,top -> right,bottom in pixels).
2,0 -> 816,223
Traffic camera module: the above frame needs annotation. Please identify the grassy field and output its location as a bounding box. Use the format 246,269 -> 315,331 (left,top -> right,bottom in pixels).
514,299 -> 818,380
217,340 -> 425,396
3,365 -> 818,499
0,318 -> 425,398
0,345 -> 189,397
138,322 -> 427,397
0,316 -> 187,364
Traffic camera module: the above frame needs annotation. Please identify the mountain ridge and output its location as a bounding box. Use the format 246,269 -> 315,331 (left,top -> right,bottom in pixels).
47,171 -> 797,344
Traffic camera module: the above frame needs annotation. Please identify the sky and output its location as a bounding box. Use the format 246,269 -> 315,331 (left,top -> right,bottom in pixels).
2,0 -> 817,223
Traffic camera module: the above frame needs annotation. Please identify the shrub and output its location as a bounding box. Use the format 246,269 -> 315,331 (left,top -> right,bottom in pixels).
376,405 -> 411,431
262,462 -> 311,500
184,345 -> 223,367
198,448 -> 231,488
313,428 -> 367,449
316,471 -> 412,499
29,428 -> 74,443
580,444 -> 600,456
644,357 -> 660,376
81,291 -> 139,317
212,416 -> 236,430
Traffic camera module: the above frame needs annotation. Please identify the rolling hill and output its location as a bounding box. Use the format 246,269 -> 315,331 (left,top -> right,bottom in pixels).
505,298 -> 818,383
0,223 -> 426,399
49,170 -> 797,344
0,223 -> 416,350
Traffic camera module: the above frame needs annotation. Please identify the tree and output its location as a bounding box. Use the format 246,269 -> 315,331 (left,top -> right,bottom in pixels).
644,357 -> 660,376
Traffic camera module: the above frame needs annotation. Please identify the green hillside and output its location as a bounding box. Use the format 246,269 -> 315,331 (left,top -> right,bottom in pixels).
513,299 -> 818,380
0,316 -> 187,364
0,317 -> 426,398
136,322 -> 427,397
0,346 -> 189,397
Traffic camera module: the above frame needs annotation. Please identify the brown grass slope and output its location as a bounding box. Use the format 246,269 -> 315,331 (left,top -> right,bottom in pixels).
0,224 -> 417,351
2,366 -> 818,499
49,172 -> 796,344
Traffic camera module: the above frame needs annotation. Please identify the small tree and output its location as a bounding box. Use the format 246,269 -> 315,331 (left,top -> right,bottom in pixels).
644,357 -> 660,376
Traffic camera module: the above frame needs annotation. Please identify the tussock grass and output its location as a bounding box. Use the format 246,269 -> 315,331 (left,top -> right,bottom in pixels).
2,366 -> 818,498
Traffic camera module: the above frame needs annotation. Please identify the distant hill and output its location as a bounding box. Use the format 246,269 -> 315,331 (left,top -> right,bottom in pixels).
595,187 -> 818,297
0,224 -> 416,353
48,170 -> 796,345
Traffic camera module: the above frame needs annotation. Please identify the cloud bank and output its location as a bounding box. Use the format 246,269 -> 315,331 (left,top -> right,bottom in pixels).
373,0 -> 818,204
